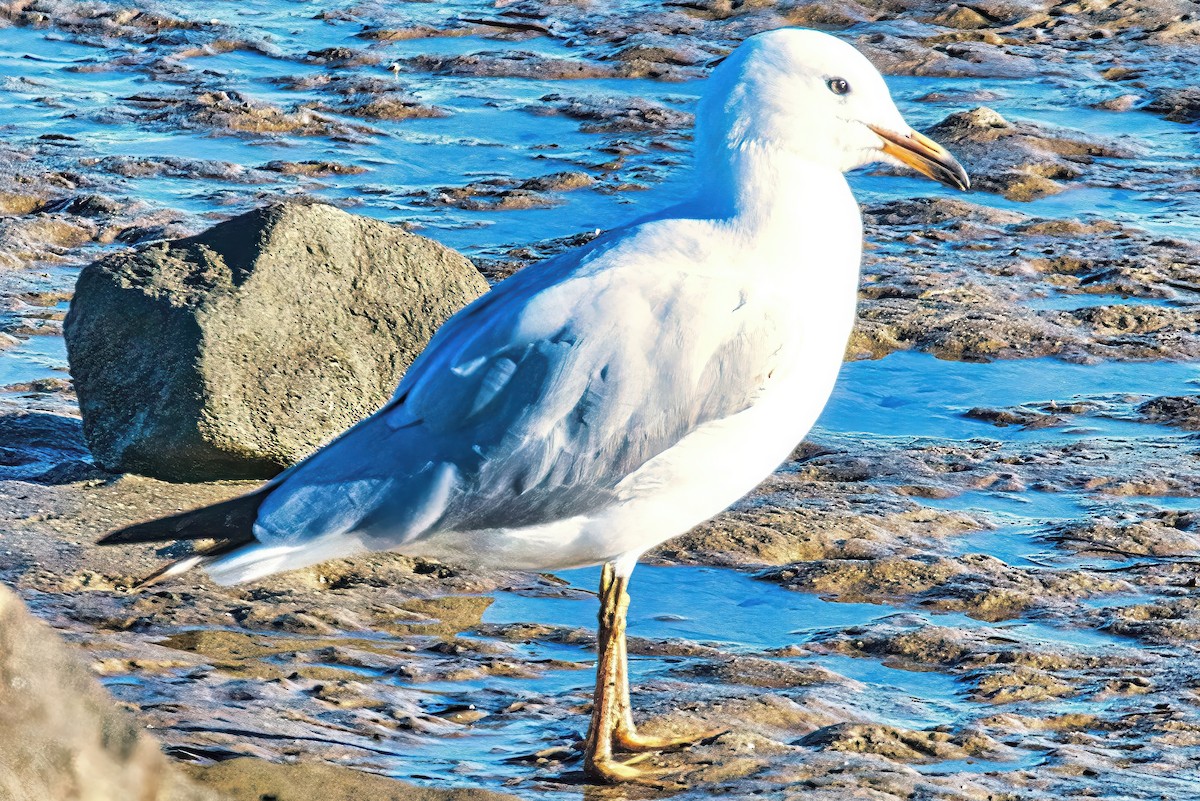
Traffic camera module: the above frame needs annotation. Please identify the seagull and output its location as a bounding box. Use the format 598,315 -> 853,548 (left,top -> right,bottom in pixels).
100,28 -> 967,783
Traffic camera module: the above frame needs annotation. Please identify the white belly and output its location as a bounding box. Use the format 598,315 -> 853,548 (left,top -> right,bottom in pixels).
580,325 -> 851,563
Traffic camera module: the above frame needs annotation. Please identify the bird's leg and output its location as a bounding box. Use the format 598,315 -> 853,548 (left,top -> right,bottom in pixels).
610,572 -> 726,753
583,562 -> 667,784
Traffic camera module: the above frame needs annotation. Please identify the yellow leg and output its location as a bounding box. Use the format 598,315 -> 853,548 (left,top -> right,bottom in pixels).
610,572 -> 726,753
582,562 -> 720,784
583,563 -> 641,782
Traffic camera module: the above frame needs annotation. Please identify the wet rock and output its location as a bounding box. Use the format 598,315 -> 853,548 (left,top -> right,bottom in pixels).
923,107 -> 1134,200
113,212 -> 201,246
609,35 -> 713,67
762,554 -> 1130,622
1050,511 -> 1200,558
472,230 -> 603,282
114,90 -> 372,139
412,171 -> 596,211
855,32 -> 1040,79
0,213 -> 96,268
0,410 -> 90,481
305,46 -> 379,67
1137,394 -> 1200,430
677,655 -> 841,688
659,499 -> 980,566
1145,87 -> 1200,123
1104,598 -> 1200,645
1094,93 -> 1142,112
972,665 -> 1076,703
260,160 -> 368,177
0,583 -> 216,801
846,196 -> 1200,362
271,74 -> 448,121
87,155 -> 263,182
0,190 -> 48,215
399,51 -> 619,80
778,0 -> 870,29
932,5 -> 993,30
43,193 -> 124,218
187,757 -> 518,800
916,88 -> 1006,104
356,24 -> 478,42
813,623 -> 978,670
530,93 -> 693,133
866,196 -> 1023,229
1069,305 -> 1200,359
850,296 -> 1081,362
0,0 -> 203,38
964,405 -> 1067,429
64,201 -> 488,480
338,95 -> 448,121
800,722 -> 1001,762
3,377 -> 73,394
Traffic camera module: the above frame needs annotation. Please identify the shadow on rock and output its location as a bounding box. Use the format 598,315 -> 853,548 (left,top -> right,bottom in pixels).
0,410 -> 102,485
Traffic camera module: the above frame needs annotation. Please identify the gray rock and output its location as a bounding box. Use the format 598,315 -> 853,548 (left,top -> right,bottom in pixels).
921,106 -> 1135,201
1146,86 -> 1200,124
0,583 -> 217,801
64,201 -> 489,481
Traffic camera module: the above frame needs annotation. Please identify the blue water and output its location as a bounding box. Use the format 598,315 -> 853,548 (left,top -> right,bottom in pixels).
819,352 -> 1198,441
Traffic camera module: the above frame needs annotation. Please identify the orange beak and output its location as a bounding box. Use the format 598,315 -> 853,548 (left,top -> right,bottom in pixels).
867,125 -> 970,191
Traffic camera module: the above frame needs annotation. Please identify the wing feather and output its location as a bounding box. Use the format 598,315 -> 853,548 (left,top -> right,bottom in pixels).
254,221 -> 779,550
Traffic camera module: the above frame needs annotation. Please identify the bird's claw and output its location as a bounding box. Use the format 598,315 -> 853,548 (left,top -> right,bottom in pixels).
584,753 -> 681,788
613,725 -> 728,753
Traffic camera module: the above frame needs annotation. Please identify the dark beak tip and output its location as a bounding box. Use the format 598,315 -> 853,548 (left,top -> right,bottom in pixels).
939,155 -> 971,193
953,165 -> 971,192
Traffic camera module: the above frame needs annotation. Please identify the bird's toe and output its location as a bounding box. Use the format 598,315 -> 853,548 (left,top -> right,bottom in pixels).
613,725 -> 728,753
583,753 -> 680,788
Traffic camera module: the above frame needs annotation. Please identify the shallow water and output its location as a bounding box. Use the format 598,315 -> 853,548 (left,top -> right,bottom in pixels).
3,3 -> 1200,798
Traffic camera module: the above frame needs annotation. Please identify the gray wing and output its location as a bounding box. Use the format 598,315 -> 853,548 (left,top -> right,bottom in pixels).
253,228 -> 777,549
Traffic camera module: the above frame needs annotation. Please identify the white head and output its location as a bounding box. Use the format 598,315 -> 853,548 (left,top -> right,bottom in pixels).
698,29 -> 968,190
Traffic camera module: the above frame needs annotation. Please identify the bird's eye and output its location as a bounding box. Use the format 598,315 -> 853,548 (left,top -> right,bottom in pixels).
827,78 -> 851,96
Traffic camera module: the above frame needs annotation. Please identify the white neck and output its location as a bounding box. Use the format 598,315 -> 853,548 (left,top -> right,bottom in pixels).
686,139 -> 862,246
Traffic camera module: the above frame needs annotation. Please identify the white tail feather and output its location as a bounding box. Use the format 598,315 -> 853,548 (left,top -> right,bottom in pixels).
203,536 -> 364,586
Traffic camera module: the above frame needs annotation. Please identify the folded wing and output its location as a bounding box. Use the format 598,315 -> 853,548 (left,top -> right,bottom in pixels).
254,225 -> 778,552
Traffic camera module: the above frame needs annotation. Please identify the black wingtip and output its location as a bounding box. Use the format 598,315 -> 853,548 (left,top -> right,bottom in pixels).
98,515 -> 185,545
98,489 -> 269,547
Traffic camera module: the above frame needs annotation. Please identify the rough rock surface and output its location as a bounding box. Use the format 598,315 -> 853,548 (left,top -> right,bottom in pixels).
186,759 -> 518,801
64,202 -> 489,481
0,582 -> 216,801
921,107 -> 1134,201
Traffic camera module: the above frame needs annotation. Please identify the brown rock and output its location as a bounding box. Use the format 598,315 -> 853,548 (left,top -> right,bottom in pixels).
1146,87 -> 1200,123
1138,395 -> 1200,430
924,107 -> 1134,201
187,757 -> 518,801
0,583 -> 216,801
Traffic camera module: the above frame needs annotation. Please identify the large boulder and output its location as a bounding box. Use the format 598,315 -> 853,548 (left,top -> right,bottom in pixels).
0,583 -> 217,801
64,202 -> 489,481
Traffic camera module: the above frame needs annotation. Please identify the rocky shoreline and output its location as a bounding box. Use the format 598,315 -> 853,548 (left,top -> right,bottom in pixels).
2,0 -> 1200,799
